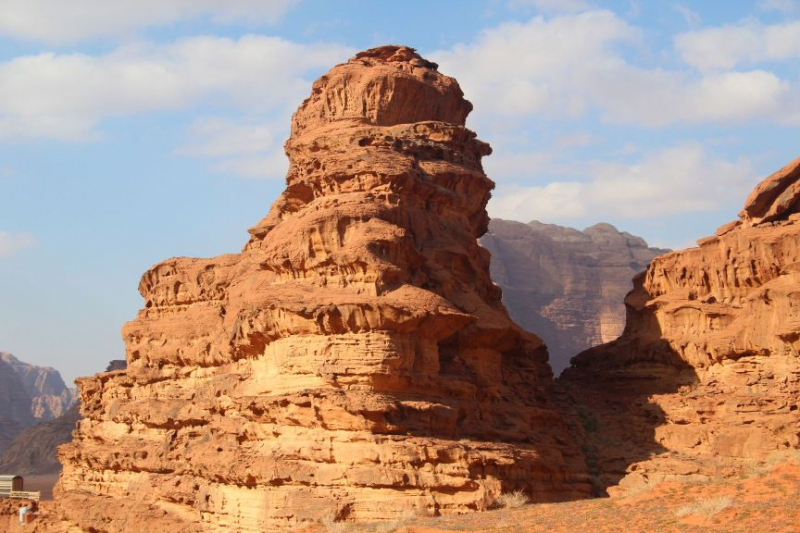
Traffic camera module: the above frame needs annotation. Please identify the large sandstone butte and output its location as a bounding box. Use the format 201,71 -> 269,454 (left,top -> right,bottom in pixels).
562,156 -> 800,493
51,46 -> 588,532
481,219 -> 666,374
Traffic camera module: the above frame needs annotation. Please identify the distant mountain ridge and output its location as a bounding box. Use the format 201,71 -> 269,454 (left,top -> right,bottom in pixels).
0,352 -> 77,456
0,359 -> 123,475
0,404 -> 80,475
0,356 -> 35,454
0,352 -> 77,419
481,219 -> 668,374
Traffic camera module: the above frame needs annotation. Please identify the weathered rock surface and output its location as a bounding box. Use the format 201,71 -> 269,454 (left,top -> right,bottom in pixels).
51,46 -> 588,533
562,156 -> 800,493
481,219 -> 666,374
0,353 -> 77,421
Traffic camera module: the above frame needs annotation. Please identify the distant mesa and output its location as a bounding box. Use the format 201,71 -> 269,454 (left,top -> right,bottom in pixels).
0,359 -> 124,477
0,404 -> 80,476
0,352 -> 76,456
104,360 -> 127,372
563,154 -> 800,493
50,45 -> 588,532
0,352 -> 77,420
482,219 -> 667,374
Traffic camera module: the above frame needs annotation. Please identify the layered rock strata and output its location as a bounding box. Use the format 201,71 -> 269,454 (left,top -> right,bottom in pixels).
563,156 -> 800,492
53,46 -> 588,532
1,353 -> 77,420
481,219 -> 666,374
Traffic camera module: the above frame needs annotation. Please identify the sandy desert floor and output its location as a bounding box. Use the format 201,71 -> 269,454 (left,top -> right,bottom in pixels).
4,460 -> 800,532
297,460 -> 800,533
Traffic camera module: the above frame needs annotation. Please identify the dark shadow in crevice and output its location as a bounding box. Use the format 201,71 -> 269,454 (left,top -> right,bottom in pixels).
555,273 -> 700,496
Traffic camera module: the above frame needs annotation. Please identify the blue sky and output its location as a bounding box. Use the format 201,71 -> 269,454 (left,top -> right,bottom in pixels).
1,0 -> 799,383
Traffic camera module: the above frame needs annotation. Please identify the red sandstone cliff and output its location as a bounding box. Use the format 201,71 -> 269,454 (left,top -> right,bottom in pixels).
481,219 -> 666,374
562,157 -> 800,494
49,46 -> 588,532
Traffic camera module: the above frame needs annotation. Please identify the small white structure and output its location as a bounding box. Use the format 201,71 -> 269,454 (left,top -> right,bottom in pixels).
0,475 -> 23,497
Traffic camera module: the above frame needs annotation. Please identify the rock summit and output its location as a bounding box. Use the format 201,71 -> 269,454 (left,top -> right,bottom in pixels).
52,46 -> 587,532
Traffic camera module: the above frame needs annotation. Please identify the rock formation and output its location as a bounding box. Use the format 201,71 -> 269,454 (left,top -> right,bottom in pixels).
562,156 -> 800,493
0,353 -> 77,420
0,356 -> 34,455
51,46 -> 588,532
481,219 -> 666,374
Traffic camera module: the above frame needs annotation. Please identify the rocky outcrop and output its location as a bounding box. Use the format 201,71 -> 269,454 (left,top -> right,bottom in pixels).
0,357 -> 34,455
0,405 -> 80,475
481,219 -> 666,374
0,353 -> 77,420
51,46 -> 588,533
562,156 -> 800,493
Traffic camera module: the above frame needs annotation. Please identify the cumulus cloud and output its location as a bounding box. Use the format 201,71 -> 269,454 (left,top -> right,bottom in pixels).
508,0 -> 592,13
212,152 -> 289,180
758,0 -> 800,14
434,10 -> 797,127
488,144 -> 755,223
0,36 -> 352,141
0,0 -> 297,43
673,4 -> 701,26
178,117 -> 289,180
0,232 -> 35,258
179,117 -> 279,158
676,20 -> 800,71
434,11 -> 639,119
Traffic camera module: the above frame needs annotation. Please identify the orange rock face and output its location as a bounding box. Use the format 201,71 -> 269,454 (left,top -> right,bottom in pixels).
563,156 -> 800,493
51,46 -> 587,532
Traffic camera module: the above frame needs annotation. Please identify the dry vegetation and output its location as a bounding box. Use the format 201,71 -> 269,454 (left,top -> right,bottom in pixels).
675,496 -> 733,518
317,510 -> 417,533
293,458 -> 800,533
494,490 -> 530,509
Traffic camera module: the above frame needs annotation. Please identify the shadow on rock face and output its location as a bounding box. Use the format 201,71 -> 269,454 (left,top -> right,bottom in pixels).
558,272 -> 700,496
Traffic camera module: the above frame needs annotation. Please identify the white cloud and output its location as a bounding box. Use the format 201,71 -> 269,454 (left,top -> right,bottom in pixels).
179,117 -> 279,158
0,232 -> 35,258
213,152 -> 289,180
434,11 -> 798,127
178,117 -> 289,180
758,0 -> 800,14
595,69 -> 790,126
508,0 -> 592,13
676,20 -> 800,71
673,4 -> 701,26
435,11 -> 640,120
488,144 -> 755,222
0,36 -> 353,141
0,0 -> 298,43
